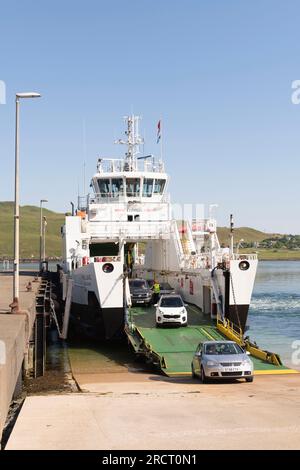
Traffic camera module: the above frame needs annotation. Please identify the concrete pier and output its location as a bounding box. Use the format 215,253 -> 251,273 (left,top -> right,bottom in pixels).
0,272 -> 40,438
6,363 -> 300,450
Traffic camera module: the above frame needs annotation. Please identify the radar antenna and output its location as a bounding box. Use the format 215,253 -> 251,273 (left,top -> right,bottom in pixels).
115,115 -> 144,171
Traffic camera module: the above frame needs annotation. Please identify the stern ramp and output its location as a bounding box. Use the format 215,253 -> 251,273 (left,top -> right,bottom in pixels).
126,305 -> 294,377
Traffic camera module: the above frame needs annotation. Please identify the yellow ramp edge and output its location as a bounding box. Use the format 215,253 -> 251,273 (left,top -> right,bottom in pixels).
254,369 -> 299,375
217,317 -> 283,367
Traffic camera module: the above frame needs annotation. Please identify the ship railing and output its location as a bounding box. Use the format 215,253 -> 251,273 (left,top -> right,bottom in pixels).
88,193 -> 170,204
88,221 -> 172,239
68,255 -> 122,269
217,315 -> 244,344
97,157 -> 165,173
231,253 -> 258,260
190,218 -> 217,234
78,196 -> 88,211
180,252 -> 258,270
90,255 -> 121,263
180,254 -> 211,270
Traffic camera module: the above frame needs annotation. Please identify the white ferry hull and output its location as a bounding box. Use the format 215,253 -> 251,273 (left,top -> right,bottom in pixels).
69,262 -> 125,339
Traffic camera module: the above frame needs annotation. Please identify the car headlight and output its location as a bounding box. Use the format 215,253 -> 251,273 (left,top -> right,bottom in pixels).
180,309 -> 186,314
242,360 -> 252,367
206,361 -> 217,367
159,309 -> 164,315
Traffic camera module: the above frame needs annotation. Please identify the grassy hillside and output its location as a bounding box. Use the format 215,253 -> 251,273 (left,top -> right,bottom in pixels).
217,226 -> 278,246
0,202 -> 64,258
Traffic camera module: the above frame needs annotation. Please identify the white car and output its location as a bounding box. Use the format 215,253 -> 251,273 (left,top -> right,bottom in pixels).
155,294 -> 188,327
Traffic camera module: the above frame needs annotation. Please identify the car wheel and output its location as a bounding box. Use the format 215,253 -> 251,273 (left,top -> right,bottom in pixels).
245,376 -> 254,383
191,363 -> 196,378
156,323 -> 160,328
201,366 -> 208,384
182,322 -> 188,327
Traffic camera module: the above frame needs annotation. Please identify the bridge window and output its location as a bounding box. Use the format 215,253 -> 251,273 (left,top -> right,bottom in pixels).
98,178 -> 110,197
154,179 -> 166,194
126,178 -> 140,197
142,178 -> 153,197
111,178 -> 123,197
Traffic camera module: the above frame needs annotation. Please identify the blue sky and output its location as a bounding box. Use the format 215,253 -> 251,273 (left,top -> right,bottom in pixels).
1,0 -> 300,232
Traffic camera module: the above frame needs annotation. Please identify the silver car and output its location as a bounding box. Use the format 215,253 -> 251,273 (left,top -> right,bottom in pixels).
191,340 -> 254,383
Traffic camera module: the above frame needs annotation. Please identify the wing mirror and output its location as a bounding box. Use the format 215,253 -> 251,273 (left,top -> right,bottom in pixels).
154,304 -> 158,307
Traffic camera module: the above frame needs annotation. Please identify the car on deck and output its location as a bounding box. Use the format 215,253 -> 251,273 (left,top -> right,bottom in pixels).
155,294 -> 188,327
147,280 -> 175,297
191,340 -> 254,383
129,279 -> 153,306
159,282 -> 176,296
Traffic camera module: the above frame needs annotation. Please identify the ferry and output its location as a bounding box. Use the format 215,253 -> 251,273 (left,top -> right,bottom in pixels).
60,115 -> 258,344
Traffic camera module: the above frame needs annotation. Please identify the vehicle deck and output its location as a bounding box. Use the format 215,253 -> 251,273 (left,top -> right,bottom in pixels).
126,304 -> 293,376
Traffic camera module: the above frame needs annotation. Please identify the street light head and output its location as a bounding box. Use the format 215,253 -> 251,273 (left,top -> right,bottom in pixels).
16,92 -> 41,99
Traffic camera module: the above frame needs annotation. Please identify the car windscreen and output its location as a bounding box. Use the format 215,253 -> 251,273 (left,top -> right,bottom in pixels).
129,280 -> 147,289
160,297 -> 183,307
160,283 -> 173,290
204,343 -> 244,355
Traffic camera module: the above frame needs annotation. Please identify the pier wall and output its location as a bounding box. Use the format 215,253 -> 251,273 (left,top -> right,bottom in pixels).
0,274 -> 40,438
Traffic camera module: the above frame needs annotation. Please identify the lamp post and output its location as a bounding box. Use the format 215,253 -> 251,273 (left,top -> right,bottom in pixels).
11,92 -> 41,313
39,199 -> 48,271
42,215 -> 47,269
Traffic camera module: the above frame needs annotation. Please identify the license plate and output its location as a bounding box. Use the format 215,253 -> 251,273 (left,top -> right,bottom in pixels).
136,300 -> 144,303
224,367 -> 240,372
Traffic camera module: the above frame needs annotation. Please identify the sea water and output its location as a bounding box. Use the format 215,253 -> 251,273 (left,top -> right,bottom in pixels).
248,261 -> 300,369
0,261 -> 58,272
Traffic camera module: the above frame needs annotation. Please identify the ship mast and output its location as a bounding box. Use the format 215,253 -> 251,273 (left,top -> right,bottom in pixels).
115,115 -> 144,171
